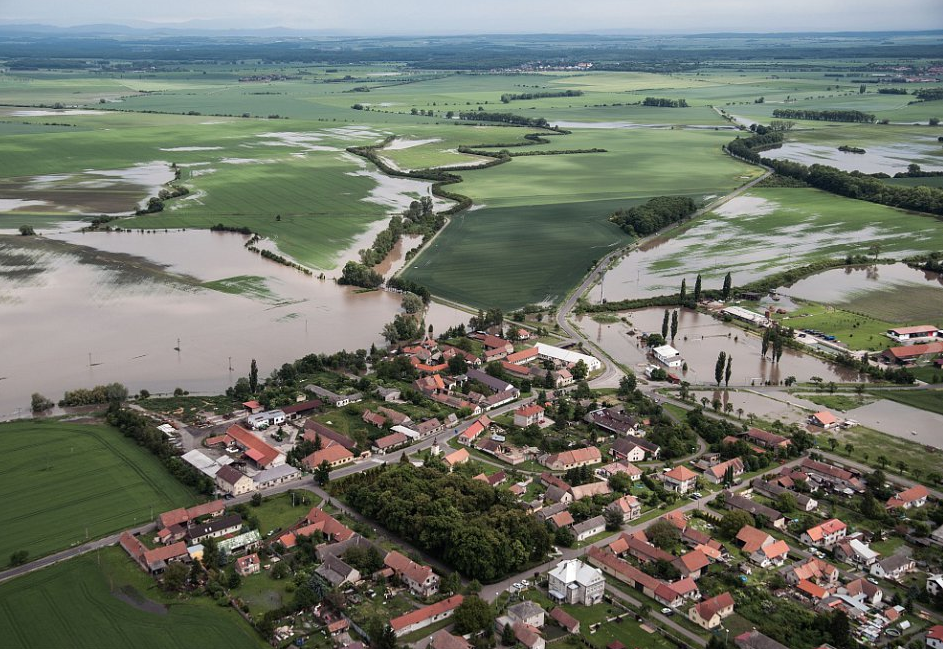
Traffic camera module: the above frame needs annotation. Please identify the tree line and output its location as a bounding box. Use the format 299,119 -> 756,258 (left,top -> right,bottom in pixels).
334,463 -> 551,581
500,90 -> 582,103
608,195 -> 698,237
642,97 -> 688,107
771,109 -> 875,123
457,111 -> 552,129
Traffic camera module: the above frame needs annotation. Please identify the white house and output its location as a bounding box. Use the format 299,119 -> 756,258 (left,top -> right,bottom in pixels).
246,409 -> 286,430
535,343 -> 601,372
547,559 -> 605,606
870,554 -> 916,582
652,345 -> 683,368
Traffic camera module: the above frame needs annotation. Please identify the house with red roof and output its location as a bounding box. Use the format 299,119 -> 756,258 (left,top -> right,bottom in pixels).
549,607 -> 580,634
674,549 -> 710,579
886,484 -> 929,510
926,625 -> 943,649
736,525 -> 774,554
704,457 -> 745,484
689,592 -> 735,629
384,550 -> 439,597
606,495 -> 641,523
541,447 -> 601,471
443,448 -> 470,469
801,519 -> 847,549
514,403 -> 545,428
808,411 -> 840,430
796,579 -> 828,603
882,341 -> 943,364
303,443 -> 354,469
751,539 -> 790,568
458,416 -> 491,446
744,427 -> 791,449
663,466 -> 697,494
390,595 -> 464,637
372,431 -> 409,455
506,347 -> 539,365
235,553 -> 261,576
786,557 -> 839,588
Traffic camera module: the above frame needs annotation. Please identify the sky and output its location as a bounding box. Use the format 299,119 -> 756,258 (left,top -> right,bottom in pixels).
2,0 -> 942,34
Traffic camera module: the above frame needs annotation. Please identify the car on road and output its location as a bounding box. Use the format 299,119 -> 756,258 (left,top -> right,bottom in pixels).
867,577 -> 879,585
660,608 -> 674,616
512,582 -> 522,590
521,579 -> 530,587
691,492 -> 702,499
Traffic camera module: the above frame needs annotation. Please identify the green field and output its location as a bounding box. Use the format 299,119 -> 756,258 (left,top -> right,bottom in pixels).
774,304 -> 901,352
0,420 -> 196,562
0,548 -> 265,649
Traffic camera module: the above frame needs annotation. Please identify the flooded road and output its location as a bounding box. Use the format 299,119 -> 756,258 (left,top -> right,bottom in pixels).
0,230 -> 467,418
578,307 -> 860,386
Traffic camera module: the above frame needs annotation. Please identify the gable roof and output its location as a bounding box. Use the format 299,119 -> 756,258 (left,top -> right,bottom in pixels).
706,457 -> 744,480
811,411 -> 839,426
303,443 -> 354,468
736,525 -> 772,553
224,424 -> 281,467
745,427 -> 790,447
665,465 -> 697,482
676,549 -> 710,573
805,518 -> 846,541
887,484 -> 929,509
443,448 -> 470,467
549,607 -> 579,632
215,464 -> 249,486
390,595 -> 464,632
796,579 -> 827,600
759,539 -> 790,559
694,592 -> 734,621
304,421 -> 357,450
546,446 -> 601,467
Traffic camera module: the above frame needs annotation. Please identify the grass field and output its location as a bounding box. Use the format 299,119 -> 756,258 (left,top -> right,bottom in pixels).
0,548 -> 265,649
827,423 -> 943,482
0,419 -> 196,562
774,304 -> 900,352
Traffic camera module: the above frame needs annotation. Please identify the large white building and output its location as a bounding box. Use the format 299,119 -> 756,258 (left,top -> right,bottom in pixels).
535,343 -> 601,372
652,345 -> 683,368
547,559 -> 605,605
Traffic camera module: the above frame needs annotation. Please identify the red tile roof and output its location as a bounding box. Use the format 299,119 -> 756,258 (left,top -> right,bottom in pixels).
549,607 -> 579,632
694,592 -> 734,621
225,424 -> 281,467
887,484 -> 929,509
516,403 -> 545,418
665,465 -> 697,482
796,579 -> 827,600
736,525 -> 772,553
884,342 -> 943,359
303,443 -> 354,468
390,595 -> 463,631
810,411 -> 839,426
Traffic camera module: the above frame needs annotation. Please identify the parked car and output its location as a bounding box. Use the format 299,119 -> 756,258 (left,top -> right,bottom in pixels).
660,608 -> 674,616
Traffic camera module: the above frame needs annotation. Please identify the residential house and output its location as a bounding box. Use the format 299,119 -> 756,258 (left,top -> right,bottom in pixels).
235,553 -> 261,577
431,631 -> 472,649
156,500 -> 225,533
735,630 -> 790,649
736,525 -> 774,554
515,404 -> 546,428
929,574 -> 943,597
537,502 -> 570,522
688,592 -> 735,630
306,385 -> 360,408
610,435 -> 660,461
800,458 -> 864,493
303,443 -> 354,469
465,369 -> 519,397
415,418 -> 445,437
317,554 -> 361,587
704,457 -> 745,484
510,622 -> 544,649
808,411 -> 840,430
120,532 -> 189,574
542,447 -> 601,471
304,421 -> 357,452
544,485 -> 574,505
663,466 -> 697,494
372,431 -> 409,455
362,410 -> 387,428
252,464 -> 301,491
927,625 -> 943,649
376,386 -> 401,402
616,533 -> 675,565
744,428 -> 791,450
587,407 -> 637,435
801,519 -> 847,549
751,478 -> 818,512
568,482 -> 612,501
415,374 -> 447,396
246,409 -> 286,430
796,579 -> 829,603
674,549 -> 710,579
834,538 -> 880,568
389,595 -> 464,638
870,554 -> 916,581
458,417 -> 489,445
652,344 -> 683,368
723,493 -> 786,529
886,484 -> 929,510
215,465 -> 254,496
534,343 -> 601,372
606,495 -> 641,523
573,516 -> 606,542
549,511 -> 575,530
507,601 -> 546,628
186,514 -> 243,543
596,461 -> 643,481
443,448 -> 470,469
217,530 -> 261,556
506,347 -> 539,365
752,539 -> 790,568
547,559 -> 605,605
242,400 -> 263,414
549,607 -> 580,634
886,325 -> 943,343
785,557 -> 839,589
384,550 -> 440,597
840,578 -> 883,607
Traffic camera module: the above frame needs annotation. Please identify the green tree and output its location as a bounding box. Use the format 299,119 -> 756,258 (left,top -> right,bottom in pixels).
829,610 -> 852,649
604,507 -> 624,531
693,274 -> 702,303
719,510 -> 754,539
162,561 -> 189,592
502,623 -> 515,646
680,278 -> 687,305
670,310 -> 679,342
453,595 -> 494,635
724,355 -> 732,387
401,292 -> 424,314
646,519 -> 680,550
315,460 -> 332,486
608,472 -> 633,494
776,492 -> 797,513
761,328 -> 771,358
722,272 -> 732,301
8,550 -> 28,567
249,359 -> 259,393
448,354 -> 468,375
715,351 -> 727,386
251,492 -> 263,507
19,225 -> 36,236
618,372 -> 637,396
31,393 -> 54,413
572,360 -> 589,382
554,526 -> 575,548
441,571 -> 461,595
662,310 -> 670,339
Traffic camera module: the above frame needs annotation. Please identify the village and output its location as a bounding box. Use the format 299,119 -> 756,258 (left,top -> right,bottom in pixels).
94,317 -> 943,649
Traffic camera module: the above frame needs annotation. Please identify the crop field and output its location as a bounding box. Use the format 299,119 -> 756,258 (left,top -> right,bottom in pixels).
0,420 -> 195,561
603,187 -> 943,301
0,548 -> 265,649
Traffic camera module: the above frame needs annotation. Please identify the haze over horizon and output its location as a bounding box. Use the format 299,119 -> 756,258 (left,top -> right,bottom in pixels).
3,0 -> 942,35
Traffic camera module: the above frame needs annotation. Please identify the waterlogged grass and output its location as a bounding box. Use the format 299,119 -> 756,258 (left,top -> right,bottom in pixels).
870,390 -> 943,416
840,283 -> 943,324
202,275 -> 276,301
0,548 -> 265,649
827,423 -> 943,483
0,419 -> 196,563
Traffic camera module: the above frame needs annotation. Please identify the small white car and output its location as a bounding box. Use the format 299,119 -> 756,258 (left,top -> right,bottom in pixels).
660,608 -> 674,616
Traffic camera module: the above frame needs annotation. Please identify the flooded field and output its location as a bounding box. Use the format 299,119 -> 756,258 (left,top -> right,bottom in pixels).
687,388 -> 820,426
577,307 -> 859,386
769,140 -> 943,175
0,231 -> 467,418
0,162 -> 175,215
777,263 -> 943,304
845,400 -> 943,450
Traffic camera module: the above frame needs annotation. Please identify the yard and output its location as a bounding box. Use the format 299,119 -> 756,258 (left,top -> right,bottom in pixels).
250,490 -> 322,538
0,419 -> 197,562
0,547 -> 265,649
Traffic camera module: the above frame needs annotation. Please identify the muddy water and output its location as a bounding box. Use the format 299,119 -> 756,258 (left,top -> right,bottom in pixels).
578,307 -> 859,387
845,400 -> 943,450
770,140 -> 943,175
777,263 -> 943,304
0,231 -> 467,418
374,234 -> 425,278
687,389 -> 822,426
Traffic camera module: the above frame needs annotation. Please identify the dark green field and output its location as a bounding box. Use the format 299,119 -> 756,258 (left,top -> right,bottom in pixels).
0,420 -> 196,561
403,198 -> 633,309
0,548 -> 265,649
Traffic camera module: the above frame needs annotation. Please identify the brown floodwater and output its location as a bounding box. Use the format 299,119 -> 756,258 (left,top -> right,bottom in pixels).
0,230 -> 467,418
776,262 -> 943,304
770,140 -> 943,175
578,307 -> 860,386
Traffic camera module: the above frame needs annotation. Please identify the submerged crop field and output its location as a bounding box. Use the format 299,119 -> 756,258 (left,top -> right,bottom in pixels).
0,420 -> 196,561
